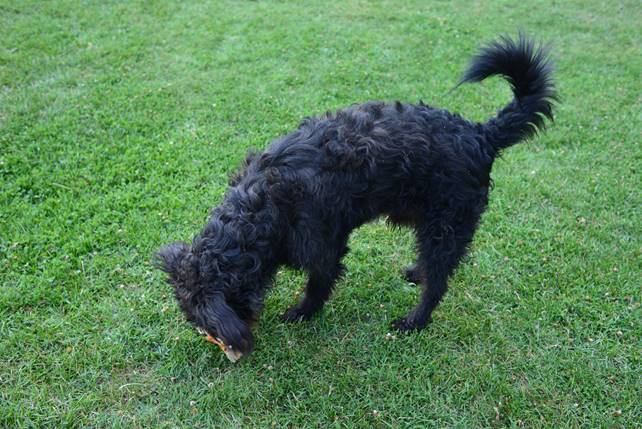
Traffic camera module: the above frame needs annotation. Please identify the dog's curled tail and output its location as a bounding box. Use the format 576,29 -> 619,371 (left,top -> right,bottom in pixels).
459,33 -> 557,152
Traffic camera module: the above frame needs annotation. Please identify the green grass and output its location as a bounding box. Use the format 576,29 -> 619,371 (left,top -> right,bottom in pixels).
1,0 -> 640,427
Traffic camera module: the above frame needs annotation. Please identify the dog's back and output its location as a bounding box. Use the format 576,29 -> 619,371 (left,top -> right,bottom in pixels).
247,33 -> 556,231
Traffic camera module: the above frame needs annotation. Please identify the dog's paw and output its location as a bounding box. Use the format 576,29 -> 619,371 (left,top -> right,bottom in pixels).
403,264 -> 424,284
281,306 -> 312,323
392,315 -> 432,332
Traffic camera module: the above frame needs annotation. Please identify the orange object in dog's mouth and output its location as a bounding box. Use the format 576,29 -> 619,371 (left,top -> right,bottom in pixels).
205,334 -> 226,351
197,328 -> 243,363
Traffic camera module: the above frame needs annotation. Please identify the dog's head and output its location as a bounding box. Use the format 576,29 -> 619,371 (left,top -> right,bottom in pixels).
156,242 -> 254,361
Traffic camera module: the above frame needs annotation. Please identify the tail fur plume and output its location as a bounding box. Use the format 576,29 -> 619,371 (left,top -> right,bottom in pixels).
460,33 -> 557,151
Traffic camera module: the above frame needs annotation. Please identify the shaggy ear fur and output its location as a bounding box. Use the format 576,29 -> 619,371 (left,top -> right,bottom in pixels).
156,243 -> 253,354
201,292 -> 254,354
156,242 -> 199,289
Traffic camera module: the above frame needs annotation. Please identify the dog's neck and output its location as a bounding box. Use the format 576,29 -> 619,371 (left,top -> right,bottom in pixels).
194,182 -> 284,293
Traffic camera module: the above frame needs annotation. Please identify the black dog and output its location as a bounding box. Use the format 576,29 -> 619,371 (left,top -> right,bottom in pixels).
158,34 -> 556,359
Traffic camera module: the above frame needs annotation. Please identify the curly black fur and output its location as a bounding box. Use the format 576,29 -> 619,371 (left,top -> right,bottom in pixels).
157,34 -> 557,358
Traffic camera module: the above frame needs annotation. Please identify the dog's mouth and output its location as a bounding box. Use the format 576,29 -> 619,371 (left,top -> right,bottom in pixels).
196,327 -> 243,363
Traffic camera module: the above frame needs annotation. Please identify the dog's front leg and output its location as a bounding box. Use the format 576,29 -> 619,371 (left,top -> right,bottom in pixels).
281,263 -> 344,322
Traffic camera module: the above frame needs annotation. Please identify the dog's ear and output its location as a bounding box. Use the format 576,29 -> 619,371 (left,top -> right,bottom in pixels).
155,242 -> 199,290
201,292 -> 254,355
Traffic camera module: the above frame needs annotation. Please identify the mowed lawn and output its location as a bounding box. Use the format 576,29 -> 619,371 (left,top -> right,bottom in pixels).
1,0 -> 640,427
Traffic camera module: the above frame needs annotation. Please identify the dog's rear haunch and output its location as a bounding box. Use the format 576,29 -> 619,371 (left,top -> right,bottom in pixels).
157,34 -> 556,361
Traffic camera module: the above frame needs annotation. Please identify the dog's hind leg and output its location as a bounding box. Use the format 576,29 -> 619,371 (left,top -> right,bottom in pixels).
393,215 -> 477,332
404,262 -> 425,284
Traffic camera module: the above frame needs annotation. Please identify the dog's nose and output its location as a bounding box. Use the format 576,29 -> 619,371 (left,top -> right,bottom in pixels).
222,346 -> 243,363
